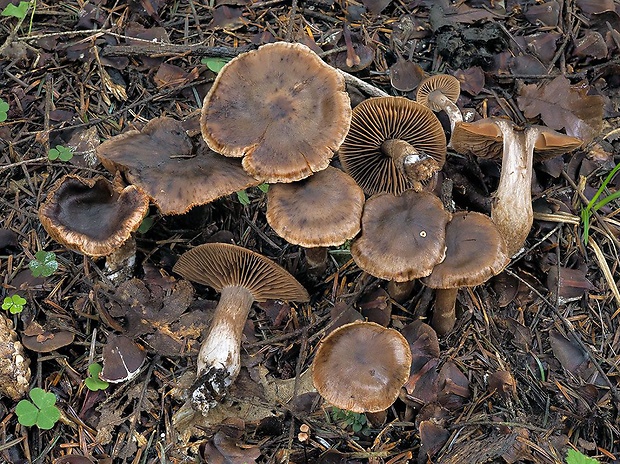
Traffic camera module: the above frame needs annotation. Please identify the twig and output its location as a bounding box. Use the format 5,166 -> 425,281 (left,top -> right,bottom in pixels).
588,237 -> 620,316
0,157 -> 48,172
337,69 -> 389,97
0,10 -> 27,56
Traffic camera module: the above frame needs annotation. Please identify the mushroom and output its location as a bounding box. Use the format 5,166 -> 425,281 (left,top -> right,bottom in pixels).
266,166 -> 365,275
201,42 -> 352,183
351,190 -> 451,283
416,74 -> 463,133
421,212 -> 509,335
97,117 -> 261,215
312,321 -> 412,413
38,174 -> 149,281
172,243 -> 309,414
338,96 -> 447,196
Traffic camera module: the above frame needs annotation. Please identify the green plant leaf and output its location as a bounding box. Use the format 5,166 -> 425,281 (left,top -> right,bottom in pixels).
36,407 -> 60,430
85,363 -> 109,391
30,387 -> 57,409
0,98 -> 8,122
137,216 -> 154,234
565,448 -> 599,464
201,56 -> 230,73
29,250 -> 58,277
15,399 -> 39,426
236,189 -> 250,206
1,1 -> 31,19
2,294 -> 26,314
257,183 -> 269,193
48,145 -> 73,162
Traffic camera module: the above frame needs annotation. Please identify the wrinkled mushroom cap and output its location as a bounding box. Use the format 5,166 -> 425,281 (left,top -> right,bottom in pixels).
351,191 -> 451,282
422,211 -> 509,289
450,120 -> 504,159
97,117 -> 261,215
266,166 -> 365,247
338,97 -> 447,196
38,175 -> 149,257
416,74 -> 461,112
312,321 -> 412,413
201,42 -> 351,183
172,243 -> 309,302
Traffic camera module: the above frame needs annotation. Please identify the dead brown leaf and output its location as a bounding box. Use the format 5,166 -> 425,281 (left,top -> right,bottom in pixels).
517,75 -> 604,144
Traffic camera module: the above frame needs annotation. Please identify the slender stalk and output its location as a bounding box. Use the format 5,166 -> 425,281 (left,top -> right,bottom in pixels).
428,91 -> 463,133
431,288 -> 459,336
192,285 -> 254,414
305,246 -> 328,276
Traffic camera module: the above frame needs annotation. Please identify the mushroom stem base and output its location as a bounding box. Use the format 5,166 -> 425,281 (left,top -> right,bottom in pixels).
191,365 -> 231,415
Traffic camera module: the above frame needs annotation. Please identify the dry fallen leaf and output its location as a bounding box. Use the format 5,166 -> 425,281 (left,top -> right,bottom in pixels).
517,75 -> 604,144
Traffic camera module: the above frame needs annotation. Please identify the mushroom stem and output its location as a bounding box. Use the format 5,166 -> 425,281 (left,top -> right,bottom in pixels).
428,90 -> 463,133
192,285 -> 254,414
491,121 -> 539,257
104,237 -> 137,284
387,280 -> 416,303
305,246 -> 328,276
431,288 -> 459,336
381,139 -> 440,189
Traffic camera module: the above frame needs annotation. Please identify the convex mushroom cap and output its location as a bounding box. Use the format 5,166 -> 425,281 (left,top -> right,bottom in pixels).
38,174 -> 149,257
97,117 -> 261,215
201,42 -> 352,183
312,321 -> 412,413
339,97 -> 447,196
416,74 -> 463,132
266,166 -> 365,248
173,243 -> 309,414
351,190 -> 451,282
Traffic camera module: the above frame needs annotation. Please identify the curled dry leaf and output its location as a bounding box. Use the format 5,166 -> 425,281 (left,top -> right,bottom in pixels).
517,75 -> 604,144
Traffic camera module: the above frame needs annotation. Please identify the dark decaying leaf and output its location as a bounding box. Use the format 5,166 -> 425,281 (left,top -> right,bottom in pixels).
202,420 -> 261,464
361,0 -> 391,15
357,287 -> 392,326
418,420 -> 450,462
547,266 -> 595,302
452,67 -> 485,96
389,59 -> 425,92
100,334 -> 146,383
0,228 -> 18,250
573,30 -> 608,59
487,370 -> 517,399
517,75 -> 604,143
21,329 -> 74,353
436,430 -> 531,464
549,329 -> 593,377
524,1 -> 560,27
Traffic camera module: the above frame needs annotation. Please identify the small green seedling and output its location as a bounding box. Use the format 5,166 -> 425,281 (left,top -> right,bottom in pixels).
137,216 -> 154,234
330,407 -> 371,435
257,183 -> 269,193
15,387 -> 61,430
84,363 -> 109,391
29,250 -> 58,277
48,145 -> 73,162
1,1 -> 31,19
201,56 -> 230,73
236,189 -> 251,206
2,294 -> 26,314
581,163 -> 620,245
565,449 -> 599,464
0,98 -> 9,122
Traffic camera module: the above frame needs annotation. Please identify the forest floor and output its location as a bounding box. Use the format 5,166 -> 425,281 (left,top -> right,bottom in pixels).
1,0 -> 620,463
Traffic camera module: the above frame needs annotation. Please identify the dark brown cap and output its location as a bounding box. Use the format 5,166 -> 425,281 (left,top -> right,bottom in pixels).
38,174 -> 149,257
201,42 -> 351,183
450,120 -> 504,158
97,117 -> 261,215
172,243 -> 309,302
312,321 -> 412,412
266,166 -> 365,247
338,97 -> 446,196
351,191 -> 451,282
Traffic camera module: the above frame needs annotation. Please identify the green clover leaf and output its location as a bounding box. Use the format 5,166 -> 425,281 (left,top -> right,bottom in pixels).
0,98 -> 9,122
16,388 -> 61,430
565,449 -> 599,464
29,250 -> 59,277
48,145 -> 74,162
1,1 -> 31,19
2,294 -> 26,314
201,57 -> 230,73
84,363 -> 109,391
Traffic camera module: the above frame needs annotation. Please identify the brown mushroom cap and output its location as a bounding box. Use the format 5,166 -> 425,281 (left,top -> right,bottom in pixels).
416,74 -> 461,112
351,190 -> 451,282
312,321 -> 412,413
201,42 -> 351,183
450,120 -> 504,159
533,127 -> 583,161
338,97 -> 447,196
21,330 -> 75,353
38,174 -> 149,257
97,117 -> 261,215
266,166 -> 365,247
172,243 -> 309,302
422,211 -> 509,289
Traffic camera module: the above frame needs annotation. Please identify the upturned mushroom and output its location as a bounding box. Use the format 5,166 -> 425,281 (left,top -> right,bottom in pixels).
339,97 -> 447,195
266,166 -> 365,275
38,174 -> 149,281
416,74 -> 463,133
201,42 -> 351,183
421,212 -> 509,335
173,243 -> 309,414
312,321 -> 412,412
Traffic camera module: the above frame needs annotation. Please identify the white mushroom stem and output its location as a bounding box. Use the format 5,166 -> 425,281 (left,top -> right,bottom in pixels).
491,120 -> 540,257
192,285 -> 254,414
428,90 -> 463,133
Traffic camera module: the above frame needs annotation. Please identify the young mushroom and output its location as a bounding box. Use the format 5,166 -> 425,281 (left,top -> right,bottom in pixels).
201,42 -> 352,183
416,74 -> 463,133
266,166 -> 365,275
312,321 -> 412,413
38,174 -> 149,282
421,212 -> 509,335
172,243 -> 309,414
339,97 -> 447,196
